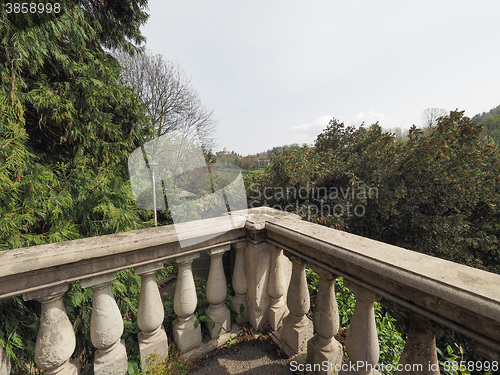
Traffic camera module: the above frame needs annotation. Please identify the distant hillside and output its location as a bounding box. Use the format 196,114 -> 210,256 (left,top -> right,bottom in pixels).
472,105 -> 500,146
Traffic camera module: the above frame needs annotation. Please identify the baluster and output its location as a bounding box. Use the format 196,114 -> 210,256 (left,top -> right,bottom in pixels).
23,284 -> 78,375
344,281 -> 381,375
0,343 -> 10,375
245,219 -> 272,330
268,245 -> 288,331
135,262 -> 169,367
230,242 -> 247,325
0,346 -> 10,375
281,255 -> 313,354
173,253 -> 202,353
307,268 -> 343,374
396,312 -> 440,375
81,273 -> 128,375
206,245 -> 231,339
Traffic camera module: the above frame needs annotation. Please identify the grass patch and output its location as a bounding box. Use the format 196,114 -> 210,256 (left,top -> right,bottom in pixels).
241,169 -> 265,175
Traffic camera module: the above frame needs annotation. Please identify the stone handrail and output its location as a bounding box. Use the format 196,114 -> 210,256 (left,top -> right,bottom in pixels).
263,214 -> 500,357
0,213 -> 248,374
0,207 -> 499,375
0,215 -> 247,299
258,211 -> 500,375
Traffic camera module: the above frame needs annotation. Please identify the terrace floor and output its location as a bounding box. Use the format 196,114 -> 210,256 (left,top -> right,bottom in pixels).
190,328 -> 293,375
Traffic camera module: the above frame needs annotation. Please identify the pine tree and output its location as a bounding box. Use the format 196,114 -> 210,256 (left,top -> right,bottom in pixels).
1,2 -> 152,370
1,1 -> 152,249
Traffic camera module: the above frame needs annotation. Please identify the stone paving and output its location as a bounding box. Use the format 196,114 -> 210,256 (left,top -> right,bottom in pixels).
190,331 -> 294,375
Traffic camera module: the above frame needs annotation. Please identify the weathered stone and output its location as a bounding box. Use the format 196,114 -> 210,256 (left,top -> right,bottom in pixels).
23,284 -> 78,375
173,315 -> 202,353
281,313 -> 314,355
396,312 -> 440,375
343,282 -> 381,375
244,233 -> 271,330
81,274 -> 127,375
206,246 -> 231,338
1,206 -> 500,365
263,212 -> 500,357
307,268 -> 342,375
0,344 -> 10,375
135,262 -> 168,367
93,341 -> 127,375
281,257 -> 313,354
230,242 -> 247,325
138,327 -> 168,369
174,254 -> 202,353
267,246 -> 288,331
0,213 -> 247,301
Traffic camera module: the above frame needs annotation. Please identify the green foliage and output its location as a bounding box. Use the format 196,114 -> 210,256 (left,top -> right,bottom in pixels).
64,282 -> 94,366
374,114 -> 499,272
0,298 -> 39,373
78,0 -> 149,54
334,277 -> 356,326
248,112 -> 499,371
138,345 -> 202,375
374,304 -> 405,370
1,1 -> 153,249
247,113 -> 500,273
435,343 -> 495,375
239,302 -> 247,323
0,1 -> 229,373
128,360 -> 140,375
226,334 -> 237,347
472,104 -> 500,147
437,344 -> 470,375
1,1 -> 154,370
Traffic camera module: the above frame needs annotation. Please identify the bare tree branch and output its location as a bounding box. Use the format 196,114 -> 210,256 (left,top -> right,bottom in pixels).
422,108 -> 447,128
113,49 -> 217,150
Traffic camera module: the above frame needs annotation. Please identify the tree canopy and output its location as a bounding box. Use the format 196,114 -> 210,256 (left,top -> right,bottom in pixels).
472,104 -> 500,146
113,49 -> 216,149
1,1 -> 155,370
246,112 -> 500,273
1,1 -> 151,249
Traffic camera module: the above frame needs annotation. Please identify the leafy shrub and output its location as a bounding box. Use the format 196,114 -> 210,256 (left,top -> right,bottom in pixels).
0,298 -> 39,373
374,304 -> 405,371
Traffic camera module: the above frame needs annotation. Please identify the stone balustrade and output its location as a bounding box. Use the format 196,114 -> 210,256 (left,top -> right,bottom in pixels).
0,207 -> 499,375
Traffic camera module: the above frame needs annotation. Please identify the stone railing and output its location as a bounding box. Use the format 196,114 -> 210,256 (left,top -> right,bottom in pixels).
0,207 -> 499,375
260,210 -> 500,374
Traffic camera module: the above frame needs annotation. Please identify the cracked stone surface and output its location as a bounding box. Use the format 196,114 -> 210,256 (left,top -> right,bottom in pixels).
190,335 -> 293,375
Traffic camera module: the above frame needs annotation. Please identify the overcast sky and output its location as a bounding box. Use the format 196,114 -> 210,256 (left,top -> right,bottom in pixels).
140,0 -> 500,156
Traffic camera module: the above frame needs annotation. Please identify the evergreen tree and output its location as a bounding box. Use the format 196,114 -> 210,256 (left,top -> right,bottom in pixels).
1,2 -> 152,370
1,1 -> 152,249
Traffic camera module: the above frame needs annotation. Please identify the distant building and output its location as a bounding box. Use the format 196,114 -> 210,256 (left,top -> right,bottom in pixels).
219,147 -> 232,156
216,147 -> 239,164
258,158 -> 270,168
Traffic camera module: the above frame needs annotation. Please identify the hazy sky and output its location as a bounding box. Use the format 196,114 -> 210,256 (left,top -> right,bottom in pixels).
140,0 -> 500,155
